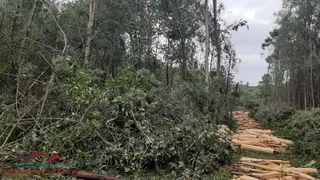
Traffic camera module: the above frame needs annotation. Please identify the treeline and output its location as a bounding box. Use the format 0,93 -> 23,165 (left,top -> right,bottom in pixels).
261,0 -> 320,109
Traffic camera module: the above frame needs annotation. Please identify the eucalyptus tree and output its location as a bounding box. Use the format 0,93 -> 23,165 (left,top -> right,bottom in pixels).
262,0 -> 320,109
205,0 -> 210,97
84,0 -> 98,68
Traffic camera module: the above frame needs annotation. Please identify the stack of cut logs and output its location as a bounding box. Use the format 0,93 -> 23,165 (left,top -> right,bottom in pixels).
232,111 -> 292,153
232,157 -> 318,180
231,111 -> 319,180
233,110 -> 260,130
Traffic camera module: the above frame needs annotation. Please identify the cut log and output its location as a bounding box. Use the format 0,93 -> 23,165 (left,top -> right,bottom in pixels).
240,157 -> 290,164
238,137 -> 261,141
246,129 -> 272,134
232,139 -> 267,146
272,137 -> 293,145
288,170 -> 316,180
287,168 -> 318,174
239,175 -> 259,180
262,172 -> 282,178
240,144 -> 274,154
233,135 -> 258,139
283,176 -> 295,180
241,162 -> 278,171
240,167 -> 265,173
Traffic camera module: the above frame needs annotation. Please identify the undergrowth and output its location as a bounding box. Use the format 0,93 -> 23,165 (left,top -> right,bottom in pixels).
0,66 -> 235,179
249,106 -> 320,170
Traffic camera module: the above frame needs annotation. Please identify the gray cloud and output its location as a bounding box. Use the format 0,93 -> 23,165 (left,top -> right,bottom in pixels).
221,0 -> 282,85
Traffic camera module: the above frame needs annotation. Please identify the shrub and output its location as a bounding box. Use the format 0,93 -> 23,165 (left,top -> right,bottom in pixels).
244,100 -> 260,112
249,106 -> 295,131
249,106 -> 272,127
286,109 -> 320,159
269,107 -> 295,136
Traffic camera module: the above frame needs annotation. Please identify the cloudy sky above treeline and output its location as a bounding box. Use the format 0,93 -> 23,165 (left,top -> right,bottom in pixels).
222,0 -> 282,86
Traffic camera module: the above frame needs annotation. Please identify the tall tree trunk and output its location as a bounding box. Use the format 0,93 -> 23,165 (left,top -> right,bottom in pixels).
84,0 -> 98,68
181,38 -> 187,80
10,10 -> 19,73
16,0 -> 37,64
309,32 -> 315,108
204,0 -> 210,111
204,0 -> 210,94
166,63 -> 170,86
262,65 -> 270,106
304,70 -> 307,109
213,0 -> 221,80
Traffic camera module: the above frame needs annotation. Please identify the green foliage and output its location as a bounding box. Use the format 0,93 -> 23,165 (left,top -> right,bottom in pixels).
249,106 -> 295,129
251,106 -> 320,169
268,107 -> 295,136
234,84 -> 261,112
63,68 -> 100,108
5,69 -> 233,179
245,101 -> 260,114
249,106 -> 272,126
286,109 -> 320,159
261,0 -> 320,108
0,0 -> 243,178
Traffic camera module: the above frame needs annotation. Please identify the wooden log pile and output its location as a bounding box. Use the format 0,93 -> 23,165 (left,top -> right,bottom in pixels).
232,129 -> 292,153
232,111 -> 292,153
233,111 -> 260,130
231,111 -> 319,179
231,157 -> 318,180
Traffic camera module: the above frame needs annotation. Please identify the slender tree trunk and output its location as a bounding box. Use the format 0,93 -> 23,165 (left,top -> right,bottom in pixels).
16,0 -> 37,64
204,0 -> 210,94
310,34 -> 315,108
84,0 -> 98,68
213,0 -> 221,80
285,71 -> 289,105
10,11 -> 19,73
166,63 -> 170,86
262,65 -> 270,106
170,62 -> 173,86
292,68 -> 296,107
304,70 -> 307,109
310,65 -> 315,108
181,38 -> 187,80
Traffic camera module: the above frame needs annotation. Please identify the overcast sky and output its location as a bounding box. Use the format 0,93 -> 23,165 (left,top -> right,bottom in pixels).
221,0 -> 282,86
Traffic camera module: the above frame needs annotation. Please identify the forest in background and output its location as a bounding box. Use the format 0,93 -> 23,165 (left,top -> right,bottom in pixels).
261,0 -> 320,109
0,0 -> 247,179
248,0 -> 320,172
